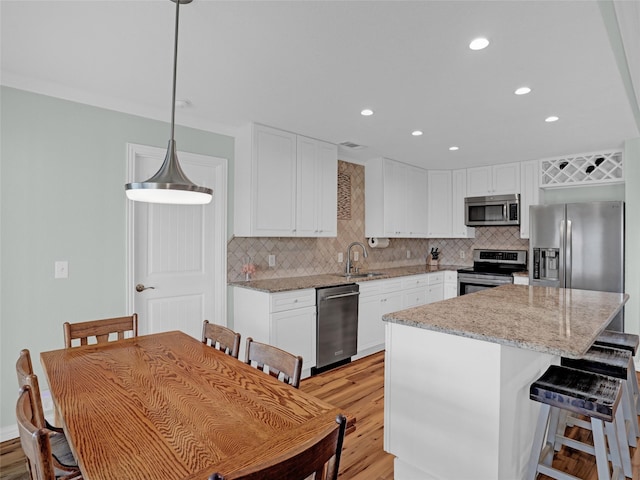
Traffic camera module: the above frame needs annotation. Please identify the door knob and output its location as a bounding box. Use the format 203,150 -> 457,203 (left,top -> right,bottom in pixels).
135,284 -> 155,292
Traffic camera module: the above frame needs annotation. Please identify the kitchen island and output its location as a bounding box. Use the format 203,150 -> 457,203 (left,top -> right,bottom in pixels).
382,284 -> 628,480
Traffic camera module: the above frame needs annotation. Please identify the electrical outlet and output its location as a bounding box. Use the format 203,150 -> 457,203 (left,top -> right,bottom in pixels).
54,260 -> 68,279
268,255 -> 276,267
407,250 -> 411,259
353,252 -> 359,261
338,252 -> 344,263
459,250 -> 466,259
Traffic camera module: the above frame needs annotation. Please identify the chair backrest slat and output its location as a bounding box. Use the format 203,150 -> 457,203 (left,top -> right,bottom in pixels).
244,337 -> 302,389
64,314 -> 138,348
16,349 -> 47,429
202,320 -> 241,359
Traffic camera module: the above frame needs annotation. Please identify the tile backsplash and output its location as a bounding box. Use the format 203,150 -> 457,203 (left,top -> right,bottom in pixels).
228,161 -> 529,282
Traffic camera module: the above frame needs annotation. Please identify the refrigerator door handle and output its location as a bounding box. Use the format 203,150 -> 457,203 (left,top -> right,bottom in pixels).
559,220 -> 565,287
566,219 -> 572,289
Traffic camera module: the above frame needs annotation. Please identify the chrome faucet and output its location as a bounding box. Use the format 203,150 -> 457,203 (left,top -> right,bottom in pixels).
345,241 -> 368,275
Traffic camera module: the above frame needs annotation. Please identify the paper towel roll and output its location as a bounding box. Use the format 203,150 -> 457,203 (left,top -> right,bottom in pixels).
368,237 -> 390,249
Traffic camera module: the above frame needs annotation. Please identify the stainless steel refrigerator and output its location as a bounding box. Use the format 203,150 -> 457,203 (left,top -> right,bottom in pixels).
529,201 -> 625,331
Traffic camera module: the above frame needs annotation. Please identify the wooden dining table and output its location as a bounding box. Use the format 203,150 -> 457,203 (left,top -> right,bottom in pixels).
40,330 -> 353,480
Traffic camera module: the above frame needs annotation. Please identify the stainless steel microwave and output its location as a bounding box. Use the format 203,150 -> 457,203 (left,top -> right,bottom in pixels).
464,194 -> 520,226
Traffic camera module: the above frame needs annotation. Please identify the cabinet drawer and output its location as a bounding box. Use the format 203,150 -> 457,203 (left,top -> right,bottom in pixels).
444,270 -> 457,283
357,280 -> 385,297
270,289 -> 316,313
427,272 -> 444,285
403,288 -> 427,309
401,275 -> 428,289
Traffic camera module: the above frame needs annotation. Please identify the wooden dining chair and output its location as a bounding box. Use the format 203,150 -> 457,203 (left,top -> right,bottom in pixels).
63,314 -> 138,348
16,349 -> 79,473
16,385 -> 82,480
202,320 -> 241,358
209,413 -> 347,480
244,337 -> 303,389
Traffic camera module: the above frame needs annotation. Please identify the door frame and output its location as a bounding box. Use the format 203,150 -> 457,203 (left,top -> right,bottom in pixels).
125,143 -> 228,328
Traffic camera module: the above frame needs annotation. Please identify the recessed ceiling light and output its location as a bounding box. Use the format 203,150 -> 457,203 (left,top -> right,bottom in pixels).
449,146 -> 459,151
469,37 -> 489,50
412,130 -> 423,136
514,87 -> 531,95
361,109 -> 374,116
545,116 -> 559,122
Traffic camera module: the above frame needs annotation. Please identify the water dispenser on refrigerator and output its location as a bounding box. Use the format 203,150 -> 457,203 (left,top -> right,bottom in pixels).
532,248 -> 560,283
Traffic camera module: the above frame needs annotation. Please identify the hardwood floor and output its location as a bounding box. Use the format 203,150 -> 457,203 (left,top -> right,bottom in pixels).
1,351 -> 639,479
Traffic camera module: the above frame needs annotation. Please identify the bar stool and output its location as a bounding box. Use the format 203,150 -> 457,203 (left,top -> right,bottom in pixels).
595,330 -> 640,416
527,365 -> 631,480
561,345 -> 640,447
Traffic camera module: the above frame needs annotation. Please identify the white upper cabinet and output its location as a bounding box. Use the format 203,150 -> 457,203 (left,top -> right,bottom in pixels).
366,158 -> 428,238
426,170 -> 452,237
519,159 -> 540,239
234,124 -> 337,237
466,162 -> 521,196
451,169 -> 475,238
296,136 -> 338,237
426,169 -> 474,238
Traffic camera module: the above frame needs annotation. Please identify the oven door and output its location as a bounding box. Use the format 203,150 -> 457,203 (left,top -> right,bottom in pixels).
457,273 -> 513,296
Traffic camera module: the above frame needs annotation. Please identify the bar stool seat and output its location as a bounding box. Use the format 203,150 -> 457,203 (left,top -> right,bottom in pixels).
595,330 -> 639,356
527,365 -> 631,480
562,345 -> 639,447
595,331 -> 640,417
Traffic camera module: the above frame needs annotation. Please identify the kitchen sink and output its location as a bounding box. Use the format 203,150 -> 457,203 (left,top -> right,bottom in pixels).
335,272 -> 384,279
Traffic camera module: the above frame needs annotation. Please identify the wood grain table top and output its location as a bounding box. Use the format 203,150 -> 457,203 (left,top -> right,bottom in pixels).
40,331 -> 351,480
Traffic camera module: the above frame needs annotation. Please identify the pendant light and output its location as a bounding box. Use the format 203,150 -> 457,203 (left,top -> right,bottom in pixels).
125,0 -> 212,205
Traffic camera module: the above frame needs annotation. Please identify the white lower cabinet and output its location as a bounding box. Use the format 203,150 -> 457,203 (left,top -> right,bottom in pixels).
444,271 -> 458,299
356,279 -> 402,359
426,272 -> 444,304
513,275 -> 530,286
232,287 -> 316,378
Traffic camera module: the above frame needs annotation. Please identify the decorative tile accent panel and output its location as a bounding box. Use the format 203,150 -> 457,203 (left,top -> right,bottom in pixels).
337,172 -> 351,220
228,161 -> 530,282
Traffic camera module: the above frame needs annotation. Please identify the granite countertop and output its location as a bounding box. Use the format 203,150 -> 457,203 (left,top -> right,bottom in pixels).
229,264 -> 465,293
383,284 -> 629,358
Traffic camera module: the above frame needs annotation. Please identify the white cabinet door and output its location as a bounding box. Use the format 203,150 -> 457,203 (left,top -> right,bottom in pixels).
492,163 -> 521,194
357,293 -> 383,354
407,165 -> 429,237
427,170 -> 452,237
467,163 -> 520,196
383,159 -> 408,237
466,166 -> 492,196
444,270 -> 458,299
316,141 -> 338,237
271,306 -> 317,374
426,284 -> 444,304
452,169 -> 475,238
296,137 -> 338,237
366,158 -> 429,238
252,124 -> 297,236
519,159 -> 539,239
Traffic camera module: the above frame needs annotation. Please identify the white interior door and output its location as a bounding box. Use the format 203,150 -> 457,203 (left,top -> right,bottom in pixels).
126,143 -> 227,339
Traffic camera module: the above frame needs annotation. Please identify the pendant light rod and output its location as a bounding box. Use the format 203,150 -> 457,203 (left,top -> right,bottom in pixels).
125,0 -> 212,205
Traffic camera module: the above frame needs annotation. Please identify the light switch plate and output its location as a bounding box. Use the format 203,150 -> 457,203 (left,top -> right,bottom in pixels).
338,252 -> 343,263
268,255 -> 276,267
54,260 -> 69,279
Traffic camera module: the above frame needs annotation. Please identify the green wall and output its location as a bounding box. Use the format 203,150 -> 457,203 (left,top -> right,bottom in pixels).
0,87 -> 234,435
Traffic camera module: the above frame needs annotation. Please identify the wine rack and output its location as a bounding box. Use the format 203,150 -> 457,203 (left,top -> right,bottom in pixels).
540,150 -> 623,188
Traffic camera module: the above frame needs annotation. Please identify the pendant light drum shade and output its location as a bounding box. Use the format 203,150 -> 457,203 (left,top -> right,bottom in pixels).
126,140 -> 213,204
125,0 -> 212,205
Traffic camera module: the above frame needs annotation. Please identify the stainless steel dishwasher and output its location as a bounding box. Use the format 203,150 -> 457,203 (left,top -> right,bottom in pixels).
313,284 -> 359,374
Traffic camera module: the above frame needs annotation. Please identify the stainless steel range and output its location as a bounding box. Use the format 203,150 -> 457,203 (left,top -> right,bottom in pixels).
457,249 -> 527,296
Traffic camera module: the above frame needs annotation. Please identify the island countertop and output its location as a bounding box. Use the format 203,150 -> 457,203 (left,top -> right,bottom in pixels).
383,284 -> 629,358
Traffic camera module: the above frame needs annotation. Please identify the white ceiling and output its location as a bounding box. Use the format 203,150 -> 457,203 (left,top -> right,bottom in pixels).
2,0 -> 639,169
